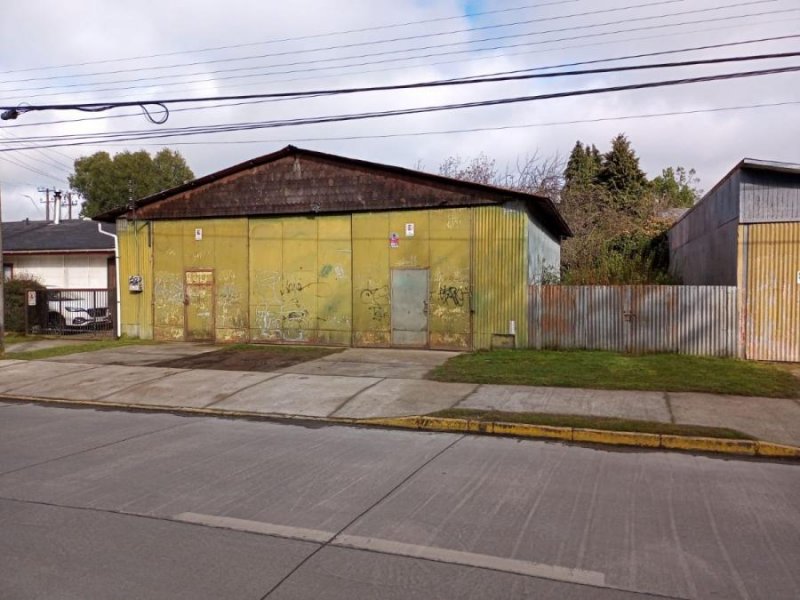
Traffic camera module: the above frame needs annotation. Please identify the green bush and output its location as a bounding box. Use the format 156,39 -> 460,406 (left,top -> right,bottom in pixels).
3,275 -> 46,332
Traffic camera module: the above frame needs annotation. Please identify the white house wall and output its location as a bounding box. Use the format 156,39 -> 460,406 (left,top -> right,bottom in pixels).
10,254 -> 109,288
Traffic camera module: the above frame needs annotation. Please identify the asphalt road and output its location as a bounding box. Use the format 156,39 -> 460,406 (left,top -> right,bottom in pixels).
0,400 -> 798,600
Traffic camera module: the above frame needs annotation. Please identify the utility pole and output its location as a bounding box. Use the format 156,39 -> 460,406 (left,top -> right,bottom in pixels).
38,187 -> 51,222
66,191 -> 78,220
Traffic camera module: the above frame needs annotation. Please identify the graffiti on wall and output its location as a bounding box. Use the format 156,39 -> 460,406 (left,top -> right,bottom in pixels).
359,282 -> 390,325
252,268 -> 347,341
154,272 -> 184,328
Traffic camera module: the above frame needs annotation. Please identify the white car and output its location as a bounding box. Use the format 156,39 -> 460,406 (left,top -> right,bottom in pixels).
47,290 -> 112,330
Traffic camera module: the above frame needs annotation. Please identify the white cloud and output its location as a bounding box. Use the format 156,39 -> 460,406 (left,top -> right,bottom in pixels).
1,0 -> 798,221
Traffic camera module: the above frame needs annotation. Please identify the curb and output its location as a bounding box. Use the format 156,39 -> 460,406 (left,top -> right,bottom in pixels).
356,416 -> 800,460
2,394 -> 798,460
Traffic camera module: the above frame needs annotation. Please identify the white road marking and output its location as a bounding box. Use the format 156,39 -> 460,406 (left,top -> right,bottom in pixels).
173,512 -> 606,587
174,512 -> 334,544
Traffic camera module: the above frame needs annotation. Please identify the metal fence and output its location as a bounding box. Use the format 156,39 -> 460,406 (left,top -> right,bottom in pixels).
529,285 -> 739,357
25,288 -> 115,338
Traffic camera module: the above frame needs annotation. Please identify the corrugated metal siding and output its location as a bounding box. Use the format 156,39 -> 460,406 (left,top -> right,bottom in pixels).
743,222 -> 800,361
668,170 -> 740,285
473,203 -> 528,349
527,212 -> 561,284
152,219 -> 249,342
117,219 -> 153,339
249,215 -> 353,345
740,169 -> 800,223
529,285 -> 738,356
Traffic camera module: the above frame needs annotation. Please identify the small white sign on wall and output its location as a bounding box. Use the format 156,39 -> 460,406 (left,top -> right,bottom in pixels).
405,223 -> 415,237
195,228 -> 203,241
27,290 -> 37,306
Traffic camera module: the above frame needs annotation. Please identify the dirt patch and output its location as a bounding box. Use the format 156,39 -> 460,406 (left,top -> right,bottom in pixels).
155,346 -> 345,372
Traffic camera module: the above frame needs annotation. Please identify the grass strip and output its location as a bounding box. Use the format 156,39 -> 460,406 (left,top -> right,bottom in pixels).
428,349 -> 800,398
4,338 -> 155,361
431,408 -> 753,440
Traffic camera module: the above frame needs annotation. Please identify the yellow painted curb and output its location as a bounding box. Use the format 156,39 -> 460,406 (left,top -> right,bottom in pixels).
491,421 -> 573,441
573,428 -> 661,448
660,435 -> 757,456
756,441 -> 800,458
359,415 -> 799,459
4,394 -> 799,460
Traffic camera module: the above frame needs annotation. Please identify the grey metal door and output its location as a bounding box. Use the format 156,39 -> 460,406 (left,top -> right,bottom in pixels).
391,269 -> 428,347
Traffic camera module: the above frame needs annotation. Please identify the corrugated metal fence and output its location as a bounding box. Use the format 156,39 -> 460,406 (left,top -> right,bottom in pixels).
529,285 -> 739,357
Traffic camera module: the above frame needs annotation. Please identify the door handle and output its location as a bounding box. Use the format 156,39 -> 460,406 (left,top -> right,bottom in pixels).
423,300 -> 429,315
184,294 -> 190,306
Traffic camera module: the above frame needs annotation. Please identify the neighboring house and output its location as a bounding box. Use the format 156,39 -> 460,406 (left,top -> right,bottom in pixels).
96,145 -> 570,349
2,219 -> 116,289
668,158 -> 800,361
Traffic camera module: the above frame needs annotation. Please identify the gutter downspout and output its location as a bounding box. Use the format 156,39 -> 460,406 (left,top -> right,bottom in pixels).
97,223 -> 121,339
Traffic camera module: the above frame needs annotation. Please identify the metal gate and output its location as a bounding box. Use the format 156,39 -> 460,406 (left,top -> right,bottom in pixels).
25,288 -> 115,338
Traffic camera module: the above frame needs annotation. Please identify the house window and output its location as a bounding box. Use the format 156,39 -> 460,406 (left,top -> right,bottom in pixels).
3,263 -> 12,280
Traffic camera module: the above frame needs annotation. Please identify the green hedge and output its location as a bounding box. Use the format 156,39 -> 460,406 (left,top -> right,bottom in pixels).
3,276 -> 46,332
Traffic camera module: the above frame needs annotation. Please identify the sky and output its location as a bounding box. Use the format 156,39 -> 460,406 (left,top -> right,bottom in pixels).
0,0 -> 798,221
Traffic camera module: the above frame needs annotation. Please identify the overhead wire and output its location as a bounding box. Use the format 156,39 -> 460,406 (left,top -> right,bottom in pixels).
0,0 -> 693,87
2,65 -> 798,151
2,31 -> 797,130
0,0 -> 583,75
1,0 -> 789,101
89,100 -> 800,147
3,51 -> 798,118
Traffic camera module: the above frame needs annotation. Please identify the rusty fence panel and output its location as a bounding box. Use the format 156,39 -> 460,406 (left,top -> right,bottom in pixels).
529,285 -> 738,357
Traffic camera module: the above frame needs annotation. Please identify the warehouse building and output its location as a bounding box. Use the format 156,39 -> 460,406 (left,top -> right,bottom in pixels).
97,146 -> 570,350
669,158 -> 800,361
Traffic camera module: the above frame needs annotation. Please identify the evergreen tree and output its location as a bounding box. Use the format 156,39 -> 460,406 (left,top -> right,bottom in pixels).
564,141 -> 601,189
597,134 -> 649,208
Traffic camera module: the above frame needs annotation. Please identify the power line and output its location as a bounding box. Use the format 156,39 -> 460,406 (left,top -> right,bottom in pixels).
3,65 -> 798,151
2,1 -> 786,101
0,0 -> 692,87
90,100 -> 800,146
4,51 -> 798,118
3,31 -> 797,130
0,0 -> 583,75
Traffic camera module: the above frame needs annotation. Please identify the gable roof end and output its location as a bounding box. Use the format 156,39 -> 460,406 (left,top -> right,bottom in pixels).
94,145 -> 571,238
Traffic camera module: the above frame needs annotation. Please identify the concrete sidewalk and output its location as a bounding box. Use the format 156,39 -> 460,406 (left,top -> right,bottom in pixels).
1,350 -> 799,447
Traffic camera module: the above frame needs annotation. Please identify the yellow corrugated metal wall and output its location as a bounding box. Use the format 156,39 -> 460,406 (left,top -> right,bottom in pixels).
352,213 -> 389,346
249,215 -> 352,344
741,222 -> 800,361
351,209 -> 472,349
472,204 -> 529,349
151,219 -> 249,342
126,206 -> 528,348
117,219 -> 153,339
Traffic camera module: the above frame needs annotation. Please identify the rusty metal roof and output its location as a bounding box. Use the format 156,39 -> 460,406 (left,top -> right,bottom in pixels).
95,145 -> 571,238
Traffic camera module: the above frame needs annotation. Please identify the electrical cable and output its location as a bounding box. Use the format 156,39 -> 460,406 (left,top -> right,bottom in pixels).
0,0 -> 583,75
0,0 -> 693,87
3,51 -> 797,118
0,0 -> 784,99
89,99 -> 800,147
2,65 -> 797,151
4,8 -> 800,103
3,31 -> 797,130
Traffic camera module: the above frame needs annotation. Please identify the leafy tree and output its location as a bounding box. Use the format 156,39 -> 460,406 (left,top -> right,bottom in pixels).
70,149 -> 194,217
651,166 -> 701,208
